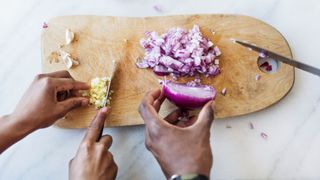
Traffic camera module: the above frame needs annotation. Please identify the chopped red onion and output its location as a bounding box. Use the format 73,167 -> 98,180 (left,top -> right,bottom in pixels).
255,74 -> 261,81
260,132 -> 268,140
260,62 -> 269,68
221,88 -> 227,96
266,65 -> 272,71
153,65 -> 171,76
153,5 -> 163,12
43,22 -> 48,29
177,111 -> 190,121
259,51 -> 267,58
259,62 -> 272,72
186,78 -> 201,87
138,25 -> 221,78
214,46 -> 222,56
158,79 -> 164,85
136,60 -> 149,68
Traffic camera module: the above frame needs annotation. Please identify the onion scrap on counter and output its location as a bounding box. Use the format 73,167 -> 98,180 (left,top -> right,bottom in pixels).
137,25 -> 221,79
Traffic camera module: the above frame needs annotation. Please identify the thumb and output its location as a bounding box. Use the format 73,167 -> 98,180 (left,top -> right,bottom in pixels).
192,101 -> 215,130
58,97 -> 89,113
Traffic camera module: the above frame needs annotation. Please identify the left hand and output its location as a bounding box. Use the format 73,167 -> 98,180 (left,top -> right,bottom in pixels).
10,70 -> 90,130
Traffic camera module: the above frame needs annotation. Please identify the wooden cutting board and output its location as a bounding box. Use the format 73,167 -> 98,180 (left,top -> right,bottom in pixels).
42,14 -> 294,128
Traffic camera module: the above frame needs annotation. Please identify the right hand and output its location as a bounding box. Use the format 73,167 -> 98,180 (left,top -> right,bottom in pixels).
69,107 -> 118,180
139,89 -> 214,178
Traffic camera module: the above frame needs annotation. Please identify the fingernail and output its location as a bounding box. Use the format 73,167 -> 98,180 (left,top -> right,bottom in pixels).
81,99 -> 89,106
100,107 -> 108,113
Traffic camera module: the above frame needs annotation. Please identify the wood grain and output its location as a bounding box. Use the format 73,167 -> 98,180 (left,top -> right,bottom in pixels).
41,14 -> 294,128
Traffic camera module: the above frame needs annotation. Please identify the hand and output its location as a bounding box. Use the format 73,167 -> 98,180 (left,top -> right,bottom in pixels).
10,71 -> 89,130
139,89 -> 214,178
0,70 -> 89,153
69,107 -> 118,180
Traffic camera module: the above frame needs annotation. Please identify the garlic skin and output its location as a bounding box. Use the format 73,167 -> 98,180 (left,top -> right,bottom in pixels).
59,50 -> 69,60
59,50 -> 79,69
65,29 -> 75,45
63,56 -> 73,69
72,59 -> 80,65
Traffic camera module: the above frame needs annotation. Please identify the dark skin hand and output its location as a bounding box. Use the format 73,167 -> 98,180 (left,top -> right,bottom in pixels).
0,70 -> 117,179
139,89 -> 215,178
0,71 -> 90,153
69,107 -> 118,180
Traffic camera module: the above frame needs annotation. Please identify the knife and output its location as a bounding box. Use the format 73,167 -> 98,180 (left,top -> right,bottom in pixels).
97,60 -> 117,142
102,60 -> 116,107
235,40 -> 320,77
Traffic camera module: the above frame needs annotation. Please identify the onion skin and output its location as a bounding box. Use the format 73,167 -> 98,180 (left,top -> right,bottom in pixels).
163,81 -> 216,109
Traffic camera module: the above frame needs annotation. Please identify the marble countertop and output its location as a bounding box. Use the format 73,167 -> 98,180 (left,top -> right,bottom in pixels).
1,0 -> 320,179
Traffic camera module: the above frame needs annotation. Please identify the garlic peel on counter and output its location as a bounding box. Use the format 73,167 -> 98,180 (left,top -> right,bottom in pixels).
65,29 -> 75,45
59,50 -> 79,69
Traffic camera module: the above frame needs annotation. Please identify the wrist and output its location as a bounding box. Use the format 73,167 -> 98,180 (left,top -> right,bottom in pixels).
4,114 -> 37,136
0,114 -> 37,153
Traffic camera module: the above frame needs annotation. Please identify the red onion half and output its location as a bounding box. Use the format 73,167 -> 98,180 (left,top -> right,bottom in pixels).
163,81 -> 216,109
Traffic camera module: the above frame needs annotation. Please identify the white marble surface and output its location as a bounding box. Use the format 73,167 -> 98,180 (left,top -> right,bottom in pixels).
1,0 -> 320,179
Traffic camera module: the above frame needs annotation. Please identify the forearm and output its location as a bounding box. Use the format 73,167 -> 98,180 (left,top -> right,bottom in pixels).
0,114 -> 36,154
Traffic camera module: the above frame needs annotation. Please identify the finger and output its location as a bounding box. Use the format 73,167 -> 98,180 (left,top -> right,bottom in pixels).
70,90 -> 82,97
46,70 -> 72,78
139,89 -> 163,126
111,163 -> 118,180
192,101 -> 215,130
57,97 -> 89,113
146,88 -> 162,105
53,78 -> 90,92
164,109 -> 182,124
153,90 -> 165,112
83,107 -> 108,142
99,135 -> 113,149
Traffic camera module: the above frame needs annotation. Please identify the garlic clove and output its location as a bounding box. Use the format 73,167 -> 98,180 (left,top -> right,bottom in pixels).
65,29 -> 75,45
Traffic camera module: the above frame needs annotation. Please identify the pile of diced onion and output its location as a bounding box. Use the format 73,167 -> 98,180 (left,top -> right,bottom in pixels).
136,25 -> 221,79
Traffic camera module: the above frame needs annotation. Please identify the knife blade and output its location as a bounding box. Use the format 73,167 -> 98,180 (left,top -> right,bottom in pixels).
102,60 -> 117,107
235,40 -> 320,77
97,60 -> 117,142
